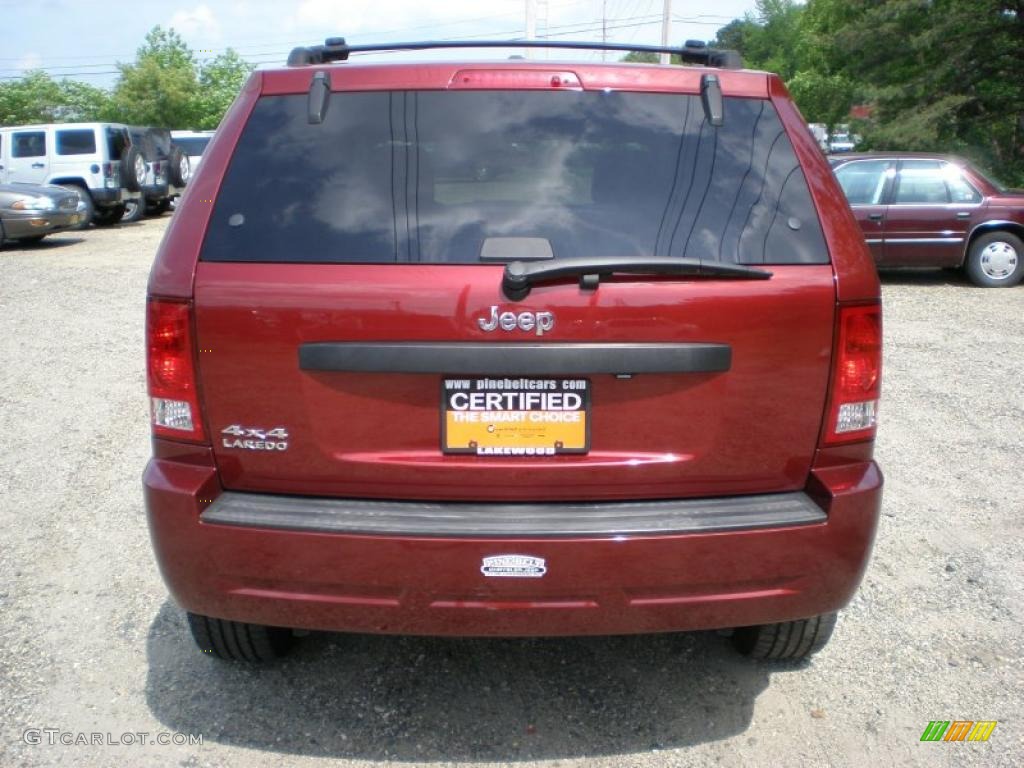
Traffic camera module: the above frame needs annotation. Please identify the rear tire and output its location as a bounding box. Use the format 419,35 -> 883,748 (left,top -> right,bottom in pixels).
732,612 -> 837,660
186,612 -> 295,662
92,204 -> 125,227
965,231 -> 1023,287
121,198 -> 145,223
120,145 -> 145,193
168,146 -> 190,187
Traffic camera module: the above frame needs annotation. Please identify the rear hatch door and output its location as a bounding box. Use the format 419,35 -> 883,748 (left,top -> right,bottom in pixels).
194,85 -> 835,501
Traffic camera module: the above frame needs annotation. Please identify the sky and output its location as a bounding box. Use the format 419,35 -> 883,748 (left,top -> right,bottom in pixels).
1,0 -> 758,89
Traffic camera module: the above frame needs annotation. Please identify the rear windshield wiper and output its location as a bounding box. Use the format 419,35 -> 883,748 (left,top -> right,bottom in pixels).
501,256 -> 772,300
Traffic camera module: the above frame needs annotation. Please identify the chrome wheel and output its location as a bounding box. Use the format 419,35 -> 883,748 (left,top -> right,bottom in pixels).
180,155 -> 191,184
979,240 -> 1018,280
134,155 -> 147,185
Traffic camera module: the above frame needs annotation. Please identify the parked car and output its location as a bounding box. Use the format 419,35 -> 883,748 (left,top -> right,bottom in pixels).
807,122 -> 829,153
169,130 -> 213,210
832,152 -> 1024,287
828,123 -> 860,154
0,123 -> 144,227
145,38 -> 883,663
123,127 -> 189,222
0,182 -> 85,246
170,130 -> 214,175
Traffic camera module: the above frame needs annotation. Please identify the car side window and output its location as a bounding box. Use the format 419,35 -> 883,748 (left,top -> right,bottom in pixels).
835,160 -> 893,205
943,165 -> 982,204
12,131 -> 46,158
894,160 -> 949,204
56,129 -> 97,155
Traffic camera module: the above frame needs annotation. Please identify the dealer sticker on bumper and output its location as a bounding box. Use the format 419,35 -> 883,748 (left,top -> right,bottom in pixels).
481,555 -> 547,578
441,377 -> 590,455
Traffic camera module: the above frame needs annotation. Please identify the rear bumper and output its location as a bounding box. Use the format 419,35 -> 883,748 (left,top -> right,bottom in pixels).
90,188 -> 142,206
144,457 -> 882,637
142,182 -> 184,202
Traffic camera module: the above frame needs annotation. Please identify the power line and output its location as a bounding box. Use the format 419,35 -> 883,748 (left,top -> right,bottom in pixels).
0,0 -> 599,64
0,8 -> 718,81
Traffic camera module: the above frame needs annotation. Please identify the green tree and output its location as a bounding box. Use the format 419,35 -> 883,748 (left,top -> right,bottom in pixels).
109,26 -> 200,127
194,49 -> 253,130
0,71 -> 111,124
804,0 -> 1024,183
54,80 -> 113,122
0,71 -> 63,124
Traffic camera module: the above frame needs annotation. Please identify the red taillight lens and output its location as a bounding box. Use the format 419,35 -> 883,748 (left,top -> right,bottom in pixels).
146,298 -> 205,442
102,162 -> 114,178
824,303 -> 881,445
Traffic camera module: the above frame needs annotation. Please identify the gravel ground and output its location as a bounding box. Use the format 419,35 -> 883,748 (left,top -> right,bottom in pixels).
1,218 -> 1021,767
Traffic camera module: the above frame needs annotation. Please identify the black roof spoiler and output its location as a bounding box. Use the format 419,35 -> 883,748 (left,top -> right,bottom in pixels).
286,38 -> 743,69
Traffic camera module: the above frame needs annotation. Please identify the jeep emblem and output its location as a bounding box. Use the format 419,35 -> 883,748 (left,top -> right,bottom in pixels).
477,305 -> 555,336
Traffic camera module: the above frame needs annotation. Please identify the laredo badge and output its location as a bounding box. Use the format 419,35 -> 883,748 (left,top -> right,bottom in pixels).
481,554 -> 547,578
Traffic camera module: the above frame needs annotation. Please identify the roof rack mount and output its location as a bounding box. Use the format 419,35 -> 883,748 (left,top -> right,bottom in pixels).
286,38 -> 742,70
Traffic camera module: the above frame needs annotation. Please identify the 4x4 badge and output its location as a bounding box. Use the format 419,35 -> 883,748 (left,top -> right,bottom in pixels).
477,306 -> 554,336
221,424 -> 289,451
481,554 -> 547,578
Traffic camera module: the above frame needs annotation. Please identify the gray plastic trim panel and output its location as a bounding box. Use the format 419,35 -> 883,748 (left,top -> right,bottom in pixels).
201,491 -> 826,537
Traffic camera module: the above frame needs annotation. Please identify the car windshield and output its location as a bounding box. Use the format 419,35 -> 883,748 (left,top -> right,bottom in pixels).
202,90 -> 827,266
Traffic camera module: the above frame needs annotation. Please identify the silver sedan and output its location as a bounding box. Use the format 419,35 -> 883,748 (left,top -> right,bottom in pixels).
0,182 -> 86,246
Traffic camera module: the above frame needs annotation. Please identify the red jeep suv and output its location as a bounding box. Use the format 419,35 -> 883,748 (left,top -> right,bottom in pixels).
144,39 -> 883,663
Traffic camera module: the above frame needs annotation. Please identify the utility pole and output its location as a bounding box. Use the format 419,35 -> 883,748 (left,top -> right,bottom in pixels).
602,0 -> 607,61
660,0 -> 671,65
525,0 -> 537,59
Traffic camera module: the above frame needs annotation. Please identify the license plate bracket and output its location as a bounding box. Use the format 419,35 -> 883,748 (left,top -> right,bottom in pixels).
441,376 -> 590,456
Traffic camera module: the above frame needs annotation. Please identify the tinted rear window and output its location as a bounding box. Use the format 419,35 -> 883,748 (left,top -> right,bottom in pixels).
56,129 -> 97,155
107,128 -> 127,160
202,91 -> 827,265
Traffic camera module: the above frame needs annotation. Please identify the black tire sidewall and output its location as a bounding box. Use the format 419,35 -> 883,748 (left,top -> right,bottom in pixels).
966,231 -> 1024,287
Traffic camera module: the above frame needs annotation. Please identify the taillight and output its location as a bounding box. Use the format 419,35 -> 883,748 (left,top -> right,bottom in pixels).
102,162 -> 114,178
146,299 -> 205,442
823,303 -> 881,445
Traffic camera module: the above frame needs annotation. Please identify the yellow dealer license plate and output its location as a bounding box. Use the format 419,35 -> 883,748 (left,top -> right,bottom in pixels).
442,377 -> 590,456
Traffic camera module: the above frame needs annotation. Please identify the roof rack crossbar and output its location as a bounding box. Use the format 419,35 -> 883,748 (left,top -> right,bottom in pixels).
286,38 -> 742,69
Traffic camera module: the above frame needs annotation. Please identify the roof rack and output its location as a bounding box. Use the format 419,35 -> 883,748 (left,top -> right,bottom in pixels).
286,38 -> 743,70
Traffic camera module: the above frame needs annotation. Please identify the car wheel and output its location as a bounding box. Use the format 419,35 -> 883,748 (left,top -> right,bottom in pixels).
186,612 -> 295,662
92,204 -> 125,227
60,185 -> 93,230
732,612 -> 837,660
168,146 -> 190,187
120,146 -> 145,193
121,198 -> 145,223
965,231 -> 1024,287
